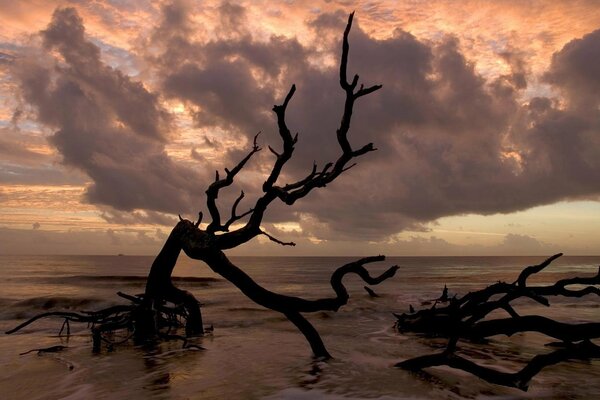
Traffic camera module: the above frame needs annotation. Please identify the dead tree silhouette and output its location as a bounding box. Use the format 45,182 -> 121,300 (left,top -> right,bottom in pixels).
395,254 -> 600,391
7,13 -> 397,359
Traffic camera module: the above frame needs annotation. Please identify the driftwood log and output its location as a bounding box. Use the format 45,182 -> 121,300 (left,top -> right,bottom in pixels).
6,13 -> 398,358
395,253 -> 600,391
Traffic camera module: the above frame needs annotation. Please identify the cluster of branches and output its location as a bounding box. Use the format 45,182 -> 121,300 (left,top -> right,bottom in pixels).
6,13 -> 397,359
395,253 -> 600,391
5,291 -> 204,353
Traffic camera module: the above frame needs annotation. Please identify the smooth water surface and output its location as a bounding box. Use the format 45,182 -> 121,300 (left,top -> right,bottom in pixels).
0,255 -> 599,399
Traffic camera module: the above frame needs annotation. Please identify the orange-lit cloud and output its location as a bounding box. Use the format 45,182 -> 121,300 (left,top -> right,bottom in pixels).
1,1 -> 599,255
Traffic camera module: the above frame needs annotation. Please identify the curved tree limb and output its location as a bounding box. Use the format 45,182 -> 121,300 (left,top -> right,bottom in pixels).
397,340 -> 600,392
515,253 -> 563,287
172,221 -> 397,358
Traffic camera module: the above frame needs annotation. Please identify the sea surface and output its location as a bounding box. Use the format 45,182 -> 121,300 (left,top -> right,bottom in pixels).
0,255 -> 599,399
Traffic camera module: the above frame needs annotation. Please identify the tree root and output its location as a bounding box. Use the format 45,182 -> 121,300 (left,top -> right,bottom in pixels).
6,291 -> 199,354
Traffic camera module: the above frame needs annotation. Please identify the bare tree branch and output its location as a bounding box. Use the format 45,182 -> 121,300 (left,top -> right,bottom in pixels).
260,229 -> 296,246
516,253 -> 563,287
397,340 -> 600,392
396,255 -> 600,390
214,12 -> 382,250
205,132 -> 261,234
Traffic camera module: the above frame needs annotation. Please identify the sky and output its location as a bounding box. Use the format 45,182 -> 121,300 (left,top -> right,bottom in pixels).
0,0 -> 599,256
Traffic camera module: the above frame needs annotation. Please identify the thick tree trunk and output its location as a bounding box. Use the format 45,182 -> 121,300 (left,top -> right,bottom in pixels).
142,227 -> 203,337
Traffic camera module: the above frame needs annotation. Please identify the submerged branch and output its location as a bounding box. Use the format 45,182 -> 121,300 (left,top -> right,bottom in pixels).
398,340 -> 600,392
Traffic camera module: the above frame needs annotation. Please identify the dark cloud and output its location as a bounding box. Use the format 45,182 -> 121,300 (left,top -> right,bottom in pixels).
9,3 -> 600,245
163,61 -> 274,132
544,29 -> 600,110
145,4 -> 600,242
41,7 -> 171,141
12,7 -> 208,214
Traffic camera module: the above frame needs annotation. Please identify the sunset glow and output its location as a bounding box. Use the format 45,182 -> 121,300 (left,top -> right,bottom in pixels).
1,1 -> 599,255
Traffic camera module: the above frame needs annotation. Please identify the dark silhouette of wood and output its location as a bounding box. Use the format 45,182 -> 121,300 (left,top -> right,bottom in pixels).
437,285 -> 448,302
142,225 -> 204,337
364,286 -> 379,297
395,254 -> 600,390
397,340 -> 600,391
19,345 -> 67,356
6,291 -> 197,353
6,13 -> 396,358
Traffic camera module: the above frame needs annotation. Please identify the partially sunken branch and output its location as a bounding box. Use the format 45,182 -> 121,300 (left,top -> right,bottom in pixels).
177,222 -> 398,358
398,340 -> 600,391
395,254 -> 600,390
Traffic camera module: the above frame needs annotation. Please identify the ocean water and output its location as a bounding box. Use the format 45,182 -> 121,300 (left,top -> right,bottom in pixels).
0,254 -> 599,399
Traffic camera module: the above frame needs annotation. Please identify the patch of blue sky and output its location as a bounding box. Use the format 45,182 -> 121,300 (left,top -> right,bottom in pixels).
90,37 -> 141,76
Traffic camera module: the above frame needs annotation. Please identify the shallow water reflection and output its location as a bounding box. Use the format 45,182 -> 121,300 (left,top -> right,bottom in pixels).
0,255 -> 599,399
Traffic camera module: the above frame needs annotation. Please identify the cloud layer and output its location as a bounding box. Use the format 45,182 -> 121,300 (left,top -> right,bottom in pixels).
11,7 -> 207,214
3,2 -> 600,248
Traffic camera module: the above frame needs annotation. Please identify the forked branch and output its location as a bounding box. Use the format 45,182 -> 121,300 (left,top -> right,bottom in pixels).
214,13 -> 382,250
205,132 -> 261,234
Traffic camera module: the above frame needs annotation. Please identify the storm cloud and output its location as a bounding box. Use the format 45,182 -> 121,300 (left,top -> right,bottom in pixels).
12,7 -> 207,213
6,3 -> 600,244
141,3 -> 600,240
